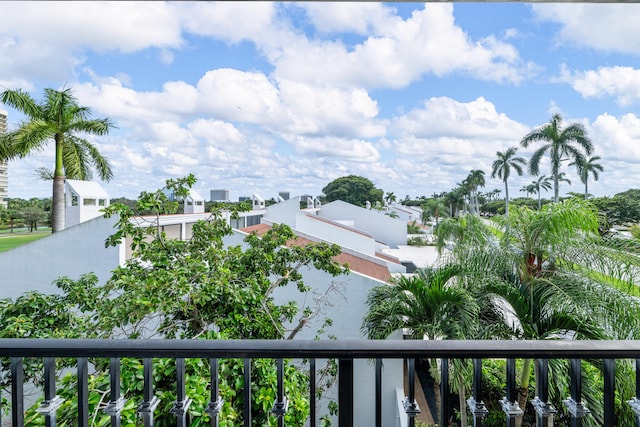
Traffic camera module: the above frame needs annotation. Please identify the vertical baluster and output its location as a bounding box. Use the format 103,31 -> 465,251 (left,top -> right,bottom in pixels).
36,357 -> 64,427
244,358 -> 252,427
627,359 -> 640,426
310,358 -> 316,427
467,358 -> 488,427
77,358 -> 88,427
104,358 -> 126,427
531,358 -> 556,427
603,359 -> 615,427
271,358 -> 288,427
440,358 -> 449,427
563,358 -> 589,427
206,358 -> 223,427
500,358 -> 523,427
375,358 -> 382,427
11,357 -> 24,427
171,358 -> 192,427
137,358 -> 160,427
403,358 -> 421,427
338,358 -> 353,427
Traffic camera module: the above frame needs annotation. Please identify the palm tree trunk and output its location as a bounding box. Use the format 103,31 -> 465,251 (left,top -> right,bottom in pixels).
584,181 -> 589,200
515,358 -> 533,427
504,180 -> 510,217
458,377 -> 468,427
553,175 -> 559,203
537,192 -> 541,210
52,135 -> 65,233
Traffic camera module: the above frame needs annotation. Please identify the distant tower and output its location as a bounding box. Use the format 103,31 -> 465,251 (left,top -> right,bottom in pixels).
0,109 -> 7,208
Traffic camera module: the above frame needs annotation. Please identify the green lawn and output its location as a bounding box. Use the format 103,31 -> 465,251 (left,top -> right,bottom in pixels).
0,229 -> 51,252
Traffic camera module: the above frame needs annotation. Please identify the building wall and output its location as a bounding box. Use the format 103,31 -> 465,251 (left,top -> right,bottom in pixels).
0,215 -> 120,299
319,200 -> 408,248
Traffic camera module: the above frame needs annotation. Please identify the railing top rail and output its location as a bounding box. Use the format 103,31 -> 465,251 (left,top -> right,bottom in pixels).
2,339 -> 640,359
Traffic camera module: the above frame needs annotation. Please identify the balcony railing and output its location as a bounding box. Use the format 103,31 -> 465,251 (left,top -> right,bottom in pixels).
2,339 -> 640,427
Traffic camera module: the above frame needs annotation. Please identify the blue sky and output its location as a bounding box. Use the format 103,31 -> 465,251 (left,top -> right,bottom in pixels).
2,2 -> 640,201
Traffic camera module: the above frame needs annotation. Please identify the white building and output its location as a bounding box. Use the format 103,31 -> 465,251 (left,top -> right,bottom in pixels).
64,180 -> 110,228
183,189 -> 205,214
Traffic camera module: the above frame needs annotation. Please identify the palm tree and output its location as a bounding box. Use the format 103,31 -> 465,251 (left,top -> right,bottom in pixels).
464,169 -> 485,214
362,266 -> 480,426
519,185 -> 532,199
530,175 -> 552,210
570,155 -> 603,199
521,113 -> 593,203
384,191 -> 397,206
436,200 -> 640,425
0,87 -> 114,232
491,147 -> 526,216
422,198 -> 448,226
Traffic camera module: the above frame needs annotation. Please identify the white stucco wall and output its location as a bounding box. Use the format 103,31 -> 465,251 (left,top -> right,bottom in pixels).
0,216 -> 120,299
319,201 -> 407,248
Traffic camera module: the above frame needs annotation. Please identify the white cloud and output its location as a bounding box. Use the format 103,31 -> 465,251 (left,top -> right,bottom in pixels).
286,135 -> 380,162
559,66 -> 640,106
301,3 -> 399,35
272,4 -> 534,89
531,4 -> 640,55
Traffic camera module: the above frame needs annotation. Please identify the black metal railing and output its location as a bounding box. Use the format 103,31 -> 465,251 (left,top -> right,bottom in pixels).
2,339 -> 640,427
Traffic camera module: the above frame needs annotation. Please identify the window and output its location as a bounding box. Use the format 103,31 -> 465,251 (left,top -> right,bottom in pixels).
71,194 -> 78,206
84,198 -> 96,206
98,199 -> 107,206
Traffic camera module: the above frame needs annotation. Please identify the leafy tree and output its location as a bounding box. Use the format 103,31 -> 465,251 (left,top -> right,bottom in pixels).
321,175 -> 383,208
1,176 -> 348,426
491,147 -> 526,216
0,87 -> 114,232
521,113 -> 593,203
570,155 -> 604,199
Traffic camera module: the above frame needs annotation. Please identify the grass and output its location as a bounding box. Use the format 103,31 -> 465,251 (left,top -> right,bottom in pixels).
0,229 -> 51,252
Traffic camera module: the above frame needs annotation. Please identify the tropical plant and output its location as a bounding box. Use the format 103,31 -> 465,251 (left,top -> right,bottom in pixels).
384,191 -> 397,205
422,198 -> 448,226
570,155 -> 604,199
464,170 -> 485,214
362,267 -> 480,426
434,200 -> 640,426
530,175 -> 552,210
491,147 -> 526,216
0,87 -> 114,232
521,113 -> 593,203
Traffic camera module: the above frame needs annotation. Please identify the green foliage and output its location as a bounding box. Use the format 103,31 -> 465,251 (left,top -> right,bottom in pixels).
1,175 -> 348,426
321,175 -> 383,207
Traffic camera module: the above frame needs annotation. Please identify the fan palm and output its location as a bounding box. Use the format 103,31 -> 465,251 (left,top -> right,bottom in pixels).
0,87 -> 114,232
521,114 -> 593,203
491,147 -> 526,216
570,155 -> 603,200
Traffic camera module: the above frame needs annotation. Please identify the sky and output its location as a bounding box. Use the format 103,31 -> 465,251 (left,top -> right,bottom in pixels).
1,2 -> 640,202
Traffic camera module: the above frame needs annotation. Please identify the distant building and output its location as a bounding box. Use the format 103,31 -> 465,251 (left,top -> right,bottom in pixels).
239,196 -> 251,202
210,189 -> 229,202
0,109 -> 8,208
278,191 -> 290,201
184,189 -> 205,214
65,180 -> 110,228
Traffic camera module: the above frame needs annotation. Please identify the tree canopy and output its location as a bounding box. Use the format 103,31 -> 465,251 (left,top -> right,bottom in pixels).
0,87 -> 114,232
321,175 -> 383,207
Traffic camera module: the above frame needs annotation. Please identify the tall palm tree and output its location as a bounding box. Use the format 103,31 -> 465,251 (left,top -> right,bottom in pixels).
491,147 -> 526,216
384,191 -> 397,205
521,113 -> 593,203
465,169 -> 485,215
530,175 -> 552,210
0,87 -> 114,232
570,155 -> 603,199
